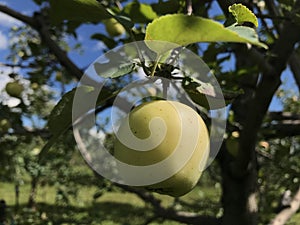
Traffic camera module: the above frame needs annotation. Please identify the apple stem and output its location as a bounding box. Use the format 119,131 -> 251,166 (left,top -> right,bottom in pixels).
150,56 -> 161,77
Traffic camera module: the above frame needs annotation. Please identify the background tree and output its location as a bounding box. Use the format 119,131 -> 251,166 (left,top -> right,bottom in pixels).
0,1 -> 299,225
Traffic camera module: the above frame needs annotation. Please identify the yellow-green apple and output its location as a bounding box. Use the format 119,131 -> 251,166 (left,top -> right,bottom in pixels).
0,119 -> 11,133
103,18 -> 125,37
114,100 -> 210,197
5,81 -> 24,98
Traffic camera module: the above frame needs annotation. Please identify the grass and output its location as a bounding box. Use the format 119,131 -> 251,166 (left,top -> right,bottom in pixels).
0,176 -> 221,225
1,178 -> 299,225
0,182 -> 150,225
0,179 -> 218,225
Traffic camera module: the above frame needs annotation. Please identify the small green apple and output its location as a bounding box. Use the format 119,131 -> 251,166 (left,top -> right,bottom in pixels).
114,100 -> 210,197
5,81 -> 24,98
55,72 -> 63,82
103,18 -> 125,37
31,82 -> 39,90
0,119 -> 11,133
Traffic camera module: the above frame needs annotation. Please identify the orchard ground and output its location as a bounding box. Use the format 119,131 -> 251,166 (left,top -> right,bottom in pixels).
1,178 -> 300,225
0,173 -> 222,225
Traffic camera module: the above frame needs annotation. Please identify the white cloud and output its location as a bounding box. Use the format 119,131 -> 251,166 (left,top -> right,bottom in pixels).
21,10 -> 33,16
0,31 -> 8,49
0,12 -> 22,27
0,72 -> 10,91
6,97 -> 21,108
0,69 -> 23,108
0,72 -> 16,107
0,67 -> 20,91
0,1 -> 8,6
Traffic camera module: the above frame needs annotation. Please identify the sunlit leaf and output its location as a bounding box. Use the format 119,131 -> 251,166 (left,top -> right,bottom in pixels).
41,86 -> 117,162
228,3 -> 258,27
145,14 -> 267,54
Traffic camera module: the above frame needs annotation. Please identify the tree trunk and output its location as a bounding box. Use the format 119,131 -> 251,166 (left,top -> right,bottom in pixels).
218,44 -> 260,225
15,184 -> 19,210
27,177 -> 38,208
219,148 -> 258,225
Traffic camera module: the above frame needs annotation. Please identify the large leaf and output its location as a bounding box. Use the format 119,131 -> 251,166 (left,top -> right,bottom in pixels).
49,0 -> 111,24
145,14 -> 267,53
39,86 -> 117,162
48,85 -> 117,136
123,2 -> 158,23
48,86 -> 95,135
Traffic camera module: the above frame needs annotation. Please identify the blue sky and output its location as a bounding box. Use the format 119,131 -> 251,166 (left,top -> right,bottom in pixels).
0,0 -> 298,113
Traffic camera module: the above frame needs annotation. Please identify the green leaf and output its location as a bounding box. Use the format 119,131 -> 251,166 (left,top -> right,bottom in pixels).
145,14 -> 267,53
226,25 -> 262,45
182,77 -> 243,109
94,62 -> 136,78
38,135 -> 60,164
48,86 -> 94,135
49,0 -> 111,24
110,13 -> 134,30
151,0 -> 181,15
48,85 -> 116,136
40,87 -> 94,164
41,85 -> 117,163
228,3 -> 258,27
123,2 -> 158,23
182,77 -> 225,110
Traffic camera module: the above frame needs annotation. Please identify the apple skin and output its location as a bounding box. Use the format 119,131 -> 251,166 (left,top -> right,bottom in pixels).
5,81 -> 24,98
55,72 -> 63,82
114,100 -> 210,197
0,119 -> 11,133
103,18 -> 125,37
31,82 -> 39,90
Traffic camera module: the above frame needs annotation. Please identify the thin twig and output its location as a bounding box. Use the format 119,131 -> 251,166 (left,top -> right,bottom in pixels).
0,62 -> 32,69
33,13 -> 83,80
114,0 -> 123,10
269,187 -> 300,225
0,4 -> 37,27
